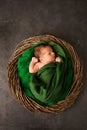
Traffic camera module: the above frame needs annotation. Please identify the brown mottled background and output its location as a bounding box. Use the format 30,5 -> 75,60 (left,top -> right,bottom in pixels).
0,0 -> 87,130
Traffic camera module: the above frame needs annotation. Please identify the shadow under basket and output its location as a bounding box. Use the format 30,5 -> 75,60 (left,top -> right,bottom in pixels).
7,35 -> 83,114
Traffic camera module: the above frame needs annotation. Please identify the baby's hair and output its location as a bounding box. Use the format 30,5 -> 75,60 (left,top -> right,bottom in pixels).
34,44 -> 52,58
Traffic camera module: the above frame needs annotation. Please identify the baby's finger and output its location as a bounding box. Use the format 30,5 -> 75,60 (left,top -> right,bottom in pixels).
32,57 -> 38,62
56,57 -> 61,62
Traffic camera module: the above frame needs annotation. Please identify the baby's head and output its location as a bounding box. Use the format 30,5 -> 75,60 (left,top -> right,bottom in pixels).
34,45 -> 55,64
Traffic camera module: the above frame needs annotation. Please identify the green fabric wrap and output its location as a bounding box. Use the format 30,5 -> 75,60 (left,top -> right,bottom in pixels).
17,41 -> 74,106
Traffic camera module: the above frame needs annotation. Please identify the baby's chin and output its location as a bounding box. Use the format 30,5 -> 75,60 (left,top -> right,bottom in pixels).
45,59 -> 55,64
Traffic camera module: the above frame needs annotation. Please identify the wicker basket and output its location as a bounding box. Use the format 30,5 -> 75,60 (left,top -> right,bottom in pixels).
7,35 -> 83,114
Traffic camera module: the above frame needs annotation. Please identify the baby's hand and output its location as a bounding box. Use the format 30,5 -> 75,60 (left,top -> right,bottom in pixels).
29,57 -> 39,73
56,57 -> 61,63
31,57 -> 38,63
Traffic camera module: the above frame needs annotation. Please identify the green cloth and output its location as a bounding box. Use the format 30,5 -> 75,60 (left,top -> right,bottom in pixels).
17,41 -> 74,106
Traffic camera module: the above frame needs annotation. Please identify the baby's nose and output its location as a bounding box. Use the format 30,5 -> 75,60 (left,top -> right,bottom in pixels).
52,52 -> 55,55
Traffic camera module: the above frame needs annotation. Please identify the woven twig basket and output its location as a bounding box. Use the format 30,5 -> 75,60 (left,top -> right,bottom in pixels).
7,35 -> 83,114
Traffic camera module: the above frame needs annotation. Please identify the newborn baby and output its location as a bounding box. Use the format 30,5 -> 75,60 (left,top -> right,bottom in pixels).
29,45 -> 61,73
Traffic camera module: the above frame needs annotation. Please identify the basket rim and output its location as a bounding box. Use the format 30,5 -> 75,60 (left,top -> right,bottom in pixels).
7,34 -> 83,114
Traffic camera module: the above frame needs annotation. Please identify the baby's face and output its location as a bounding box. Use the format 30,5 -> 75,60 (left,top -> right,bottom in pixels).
40,46 -> 55,63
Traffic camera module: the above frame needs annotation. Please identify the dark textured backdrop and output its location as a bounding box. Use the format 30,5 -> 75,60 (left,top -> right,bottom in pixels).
0,0 -> 87,130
